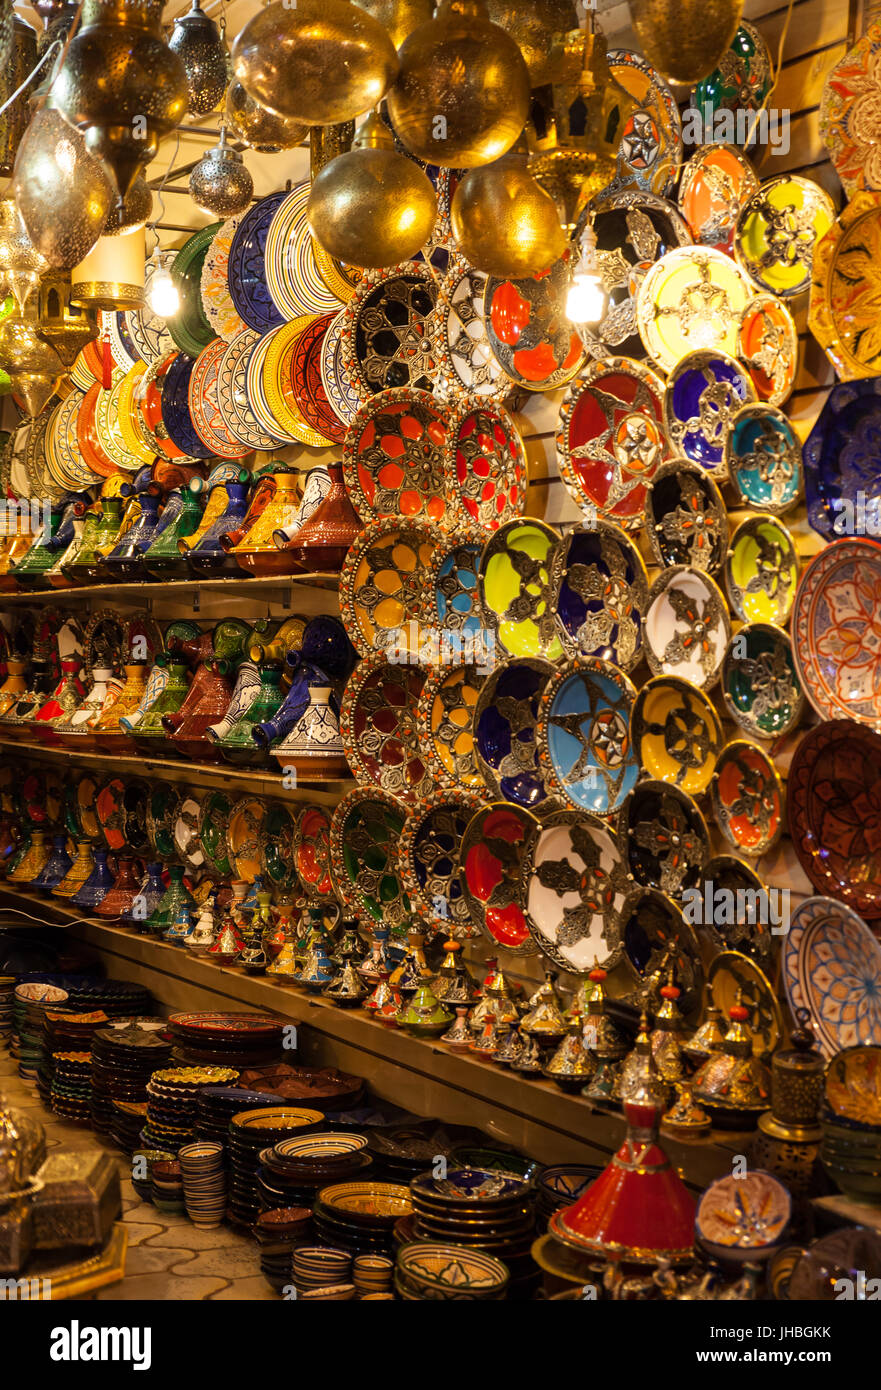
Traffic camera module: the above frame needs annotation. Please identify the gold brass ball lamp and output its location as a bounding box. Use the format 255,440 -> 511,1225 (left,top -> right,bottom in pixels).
224,81 -> 309,154
449,137 -> 565,278
628,0 -> 744,86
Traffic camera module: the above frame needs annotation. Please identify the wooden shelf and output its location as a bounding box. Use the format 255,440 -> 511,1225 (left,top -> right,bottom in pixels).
0,883 -> 746,1184
0,573 -> 342,605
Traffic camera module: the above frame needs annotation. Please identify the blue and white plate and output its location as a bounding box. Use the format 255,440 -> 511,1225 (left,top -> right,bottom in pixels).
803,378 -> 881,539
537,658 -> 639,817
161,352 -> 215,459
550,519 -> 648,671
227,193 -> 286,334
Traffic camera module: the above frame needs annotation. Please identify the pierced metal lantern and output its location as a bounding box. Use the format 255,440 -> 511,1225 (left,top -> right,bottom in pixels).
189,128 -> 253,218
224,80 -> 308,153
103,175 -> 152,234
13,106 -> 113,268
0,16 -> 37,178
169,0 -> 228,117
37,268 -> 99,367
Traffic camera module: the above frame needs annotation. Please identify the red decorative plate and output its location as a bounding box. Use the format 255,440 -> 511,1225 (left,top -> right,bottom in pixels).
136,352 -> 190,462
445,399 -> 527,532
339,654 -> 432,803
342,387 -> 453,524
75,384 -> 118,479
294,806 -> 334,899
188,337 -> 251,460
286,311 -> 344,444
484,256 -> 584,391
459,802 -> 539,955
96,776 -> 127,851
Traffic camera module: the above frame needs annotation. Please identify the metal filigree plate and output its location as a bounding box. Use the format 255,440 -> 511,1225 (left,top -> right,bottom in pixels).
519,809 -> 628,974
557,356 -> 670,528
607,48 -> 682,198
329,787 -> 411,928
700,855 -> 773,965
711,741 -> 784,859
550,519 -> 648,670
422,528 -> 487,657
618,886 -> 703,1018
536,658 -> 639,817
636,245 -> 752,373
721,622 -> 804,739
340,261 -> 439,401
820,24 -> 881,199
725,402 -> 802,513
146,783 -> 180,860
399,792 -> 485,938
802,378 -> 881,539
725,515 -> 799,626
662,349 -> 755,469
458,802 -> 539,957
478,517 -> 564,662
445,397 -> 527,532
691,21 -> 773,137
644,566 -> 731,687
473,657 -> 557,808
430,258 -> 510,402
197,790 -> 233,881
791,537 -> 881,726
736,295 -> 798,408
734,175 -> 836,299
173,791 -> 207,871
810,190 -> 881,382
483,256 -> 584,391
630,674 -> 723,795
294,805 -> 335,900
261,802 -> 300,894
645,459 -> 728,572
708,951 -> 781,1061
415,663 -> 484,792
618,779 -> 709,897
342,386 -> 454,525
678,143 -> 759,255
339,654 -> 433,803
339,516 -> 444,659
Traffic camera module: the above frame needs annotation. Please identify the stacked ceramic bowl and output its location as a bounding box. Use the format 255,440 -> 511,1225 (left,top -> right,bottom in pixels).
12,983 -> 68,1080
178,1141 -> 227,1228
292,1245 -> 352,1296
819,1047 -> 881,1203
257,1132 -> 373,1213
228,1107 -> 324,1227
38,1010 -> 109,1111
90,1021 -> 173,1140
0,974 -> 16,1041
535,1165 -> 603,1230
49,1051 -> 93,1122
167,1012 -> 286,1070
131,1148 -> 174,1203
255,1206 -> 314,1293
196,1086 -> 281,1149
109,1100 -> 149,1152
409,1168 -> 538,1299
313,1181 -> 413,1258
366,1124 -> 454,1184
353,1254 -> 394,1297
151,1158 -> 185,1214
143,1066 -> 240,1152
395,1241 -> 510,1300
821,1115 -> 881,1202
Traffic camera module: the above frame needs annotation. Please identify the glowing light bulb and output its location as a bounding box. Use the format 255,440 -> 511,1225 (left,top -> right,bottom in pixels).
566,269 -> 605,324
148,266 -> 179,318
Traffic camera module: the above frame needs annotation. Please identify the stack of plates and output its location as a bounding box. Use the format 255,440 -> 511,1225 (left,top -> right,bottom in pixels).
131,1147 -> 175,1203
232,1063 -> 364,1112
179,1141 -> 227,1229
228,1106 -> 324,1227
409,1168 -> 538,1300
395,1242 -> 510,1301
313,1181 -> 413,1258
535,1165 -> 602,1230
0,975 -> 14,1040
12,983 -> 68,1081
37,1009 -> 109,1108
196,1086 -> 281,1146
143,1066 -> 240,1152
366,1124 -> 456,1184
151,1158 -> 185,1215
256,1132 -> 372,1212
291,1245 -> 352,1295
167,1012 -> 286,1070
61,978 -> 153,1019
353,1254 -> 394,1297
254,1206 -> 313,1293
90,1021 -> 173,1140
109,1099 -> 149,1152
50,1051 -> 92,1122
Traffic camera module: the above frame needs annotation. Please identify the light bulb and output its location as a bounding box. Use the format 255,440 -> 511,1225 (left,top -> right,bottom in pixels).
148,266 -> 179,318
566,270 -> 606,324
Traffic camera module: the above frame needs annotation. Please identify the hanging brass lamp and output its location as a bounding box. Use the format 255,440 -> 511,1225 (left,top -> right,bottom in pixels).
168,0 -> 228,117
0,298 -> 65,416
190,128 -> 254,218
13,106 -> 113,269
224,82 -> 308,154
0,195 -> 49,310
36,269 -> 99,367
350,0 -> 433,50
0,15 -> 38,178
629,0 -> 743,86
450,138 -> 565,277
484,0 -> 580,87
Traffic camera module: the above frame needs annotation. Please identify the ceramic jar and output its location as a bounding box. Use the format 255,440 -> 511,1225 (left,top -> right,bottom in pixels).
33,658 -> 86,743
184,475 -> 251,576
92,663 -> 149,754
101,490 -> 163,581
273,460 -> 361,572
96,855 -> 143,918
31,834 -> 72,893
129,661 -> 190,753
9,503 -> 68,589
142,484 -> 203,578
232,470 -> 330,577
0,518 -> 34,592
122,861 -> 166,931
204,660 -> 262,745
144,864 -> 195,936
165,659 -> 237,762
63,496 -> 123,583
0,660 -> 29,718
270,683 -> 348,779
188,895 -> 218,955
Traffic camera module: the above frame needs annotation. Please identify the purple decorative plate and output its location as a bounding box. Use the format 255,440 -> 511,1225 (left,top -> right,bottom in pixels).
227,193 -> 286,334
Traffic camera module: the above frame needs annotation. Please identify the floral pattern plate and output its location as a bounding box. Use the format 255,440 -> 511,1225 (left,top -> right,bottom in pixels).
617,778 -> 708,897
550,519 -> 648,670
216,329 -> 282,451
320,309 -> 361,429
473,657 -> 556,809
643,566 -> 730,687
415,663 -> 484,793
227,192 -> 286,333
721,622 -> 803,740
734,175 -> 836,299
663,349 -> 755,468
329,787 -> 411,930
430,257 -> 510,402
483,255 -> 583,391
784,895 -> 881,1058
399,792 -> 484,938
445,398 -> 527,533
458,802 -> 539,957
199,215 -> 248,344
339,654 -> 432,803
725,516 -> 799,626
607,49 -> 682,198
692,21 -> 773,138
791,538 -> 881,725
478,517 -> 563,662
340,261 -> 439,401
802,379 -> 881,540
710,740 -> 784,858
536,659 -> 639,817
809,192 -> 881,381
630,674 -> 723,795
188,336 -> 251,460
294,805 -> 334,899
820,24 -> 881,197
645,460 -> 728,572
339,516 -> 444,660
342,387 -> 453,525
678,143 -> 759,255
636,246 -> 752,373
736,294 -> 798,406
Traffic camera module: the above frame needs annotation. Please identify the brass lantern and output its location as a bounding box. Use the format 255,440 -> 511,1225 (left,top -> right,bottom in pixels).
37,269 -> 99,367
103,176 -> 152,235
0,299 -> 65,417
169,0 -> 228,117
629,0 -> 743,86
0,16 -> 37,178
189,128 -> 254,218
13,106 -> 113,269
225,82 -> 308,154
0,195 -> 49,310
350,0 -> 432,50
485,0 -> 580,87
450,139 -> 565,277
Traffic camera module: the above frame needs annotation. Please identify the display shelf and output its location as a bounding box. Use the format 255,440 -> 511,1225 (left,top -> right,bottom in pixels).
0,572 -> 343,605
0,883 -> 747,1185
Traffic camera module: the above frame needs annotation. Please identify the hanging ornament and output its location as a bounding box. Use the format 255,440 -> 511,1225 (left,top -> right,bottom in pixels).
350,0 -> 432,50
308,112 -> 436,268
71,223 -> 145,312
0,15 -> 37,177
485,0 -> 580,87
168,0 -> 228,117
232,0 -> 398,125
102,175 -> 152,234
628,0 -> 743,86
0,298 -> 64,416
13,107 -> 113,268
36,268 -> 99,366
0,195 -> 49,309
387,0 -> 530,169
224,81 -> 308,153
0,1 -> 14,70
450,139 -> 565,277
189,127 -> 254,218
52,0 -> 188,205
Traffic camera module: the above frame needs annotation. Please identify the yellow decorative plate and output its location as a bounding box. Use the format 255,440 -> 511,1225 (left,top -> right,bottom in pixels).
724,515 -> 799,625
636,246 -> 752,373
809,190 -> 881,381
735,175 -> 836,299
630,674 -> 723,795
262,314 -> 330,447
340,516 -> 444,659
116,360 -> 156,466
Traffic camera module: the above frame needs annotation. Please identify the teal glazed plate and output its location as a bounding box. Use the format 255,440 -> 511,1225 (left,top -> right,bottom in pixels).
725,402 -> 803,514
329,787 -> 411,931
721,622 -> 804,739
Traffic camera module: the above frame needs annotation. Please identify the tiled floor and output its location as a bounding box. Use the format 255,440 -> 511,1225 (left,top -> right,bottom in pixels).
0,1048 -> 277,1301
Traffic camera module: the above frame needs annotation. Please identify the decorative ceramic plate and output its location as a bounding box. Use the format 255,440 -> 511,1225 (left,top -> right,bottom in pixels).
607,48 -> 682,198
430,259 -> 509,401
445,398 -> 527,532
329,788 -> 411,928
663,349 -> 755,468
643,566 -> 730,687
692,21 -> 773,135
96,375 -> 138,472
536,659 -> 639,817
339,655 -> 432,802
95,776 -> 126,850
700,854 -> 773,965
782,896 -> 837,1030
199,216 -> 248,344
790,896 -> 881,1057
557,356 -> 669,526
126,251 -> 177,366
197,790 -> 233,880
415,663 -> 484,792
286,312 -> 343,444
477,517 -> 563,662
787,721 -> 881,921
711,740 -> 784,858
725,516 -> 799,626
618,778 -> 708,897
422,529 -> 486,657
339,516 -> 444,659
820,24 -> 881,198
736,294 -> 798,406
618,888 -> 704,1015
678,143 -> 759,255
550,519 -> 648,670
76,383 -> 118,478
825,1045 -> 881,1127
721,622 -> 804,739
399,792 -> 484,938
188,337 -> 251,460
575,192 -> 693,360
265,183 -> 344,320
458,802 -> 538,957
340,261 -> 439,401
473,657 -> 556,808
136,353 -> 194,462
802,378 -> 881,539
320,309 -> 361,428
115,360 -> 157,468
725,402 -> 802,513
483,255 -> 583,392
645,459 -> 728,572
82,609 -> 123,680
261,316 -> 329,446
161,352 -> 214,459
294,805 -> 334,900
225,795 -> 265,883
630,674 -> 723,795
73,772 -> 100,839
261,802 -> 300,894
809,192 -> 881,381
227,192 -> 286,333
216,328 -> 280,451
169,224 -> 220,359
520,810 -> 628,973
696,1172 -> 790,1257
245,323 -> 299,445
103,309 -> 139,374
342,387 -> 453,524
146,783 -> 179,860
172,793 -> 206,872
48,390 -> 102,488
637,245 -> 752,372
708,950 -> 781,1059
312,236 -> 360,305
735,176 -> 836,298
791,538 -> 881,725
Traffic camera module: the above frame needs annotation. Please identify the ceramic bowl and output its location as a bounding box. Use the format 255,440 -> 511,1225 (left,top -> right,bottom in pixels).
396,1241 -> 510,1300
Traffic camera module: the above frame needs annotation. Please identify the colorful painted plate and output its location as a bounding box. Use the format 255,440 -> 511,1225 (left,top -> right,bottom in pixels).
339,516 -> 444,659
329,788 -> 410,925
415,663 -> 484,792
645,459 -> 728,572
557,356 -> 670,526
809,191 -> 881,381
245,323 -> 300,445
265,183 -> 345,320
339,654 -> 432,803
76,385 -> 117,479
167,225 -> 221,358
483,256 -> 584,391
643,566 -> 730,687
422,528 -> 486,656
216,328 -> 280,451
473,657 -> 556,808
399,792 -> 484,938
96,373 -> 140,472
342,387 -> 453,524
197,790 -> 233,880
430,258 -> 509,401
820,24 -> 881,198
478,517 -> 563,662
287,312 -> 343,444
228,193 -> 286,333
136,352 -> 194,462
663,349 -> 755,469
161,352 -> 215,459
734,175 -> 836,299
199,216 -> 248,345
340,261 -> 439,401
188,337 -> 251,460
630,674 -> 723,795
550,519 -> 648,670
537,658 -> 639,817
678,143 -> 759,255
736,294 -> 798,406
458,802 -> 538,957
607,48 -> 682,198
520,809 -> 628,973
711,739 -> 784,858
260,802 -> 299,894
699,855 -> 772,964
636,245 -> 752,373
116,360 -> 157,467
320,309 -> 361,428
146,783 -> 179,859
618,887 -> 703,1016
789,894 -> 881,1057
791,538 -> 881,726
618,778 -> 708,896
104,309 -> 140,374
725,402 -> 802,513
824,1044 -> 881,1126
226,795 -> 265,883
445,398 -> 527,533
692,21 -> 773,137
294,805 -> 334,900
802,379 -> 881,540
708,951 -> 781,1060
126,251 -> 177,366
725,516 -> 799,626
721,622 -> 803,740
